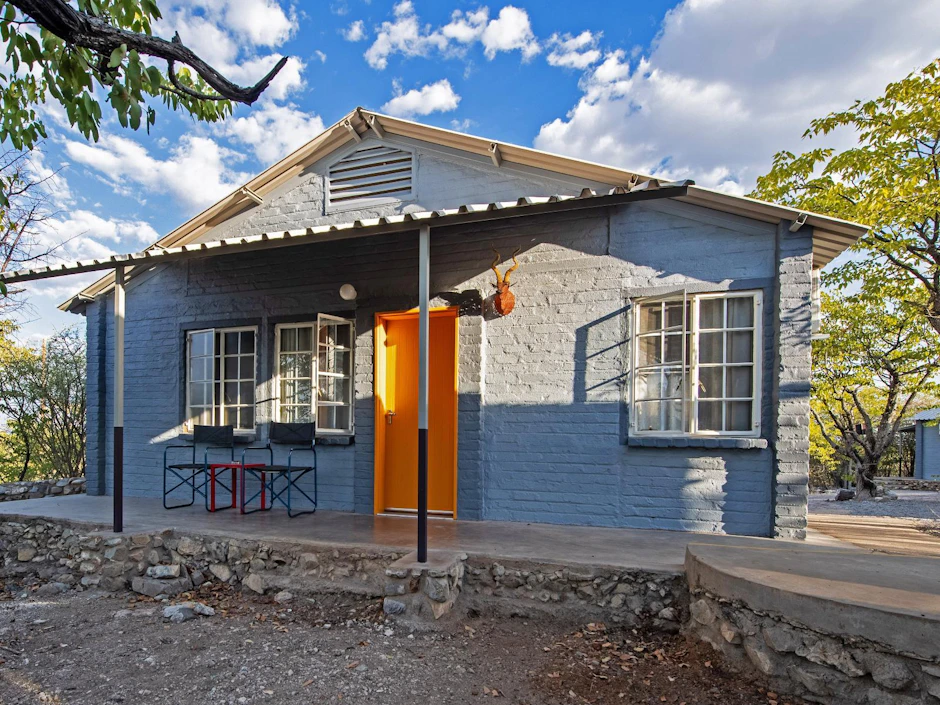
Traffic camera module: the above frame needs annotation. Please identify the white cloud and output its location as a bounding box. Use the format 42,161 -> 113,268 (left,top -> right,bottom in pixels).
546,30 -> 601,69
364,2 -> 539,69
381,79 -> 461,117
221,103 -> 326,163
450,118 -> 474,132
343,19 -> 366,41
442,8 -> 489,44
314,50 -> 328,63
65,134 -> 252,212
364,0 -> 449,70
480,6 -> 539,61
535,0 -> 940,193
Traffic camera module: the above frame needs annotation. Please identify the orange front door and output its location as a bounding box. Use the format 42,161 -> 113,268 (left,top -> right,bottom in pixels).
375,309 -> 457,516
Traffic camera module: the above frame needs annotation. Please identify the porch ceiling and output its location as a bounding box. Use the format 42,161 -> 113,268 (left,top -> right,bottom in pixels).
1,181 -> 688,297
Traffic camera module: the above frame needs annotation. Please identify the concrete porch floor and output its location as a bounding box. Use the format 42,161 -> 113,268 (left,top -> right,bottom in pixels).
0,494 -> 852,574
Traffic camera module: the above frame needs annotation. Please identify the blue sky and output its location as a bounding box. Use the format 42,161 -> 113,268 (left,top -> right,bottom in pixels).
12,0 -> 940,339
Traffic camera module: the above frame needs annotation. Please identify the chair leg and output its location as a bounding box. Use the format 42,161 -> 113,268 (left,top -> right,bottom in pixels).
286,469 -> 317,518
164,467 -> 199,510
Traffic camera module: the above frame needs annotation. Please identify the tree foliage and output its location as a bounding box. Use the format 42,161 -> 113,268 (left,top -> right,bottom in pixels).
752,59 -> 940,334
0,0 -> 288,152
0,322 -> 85,480
811,282 -> 940,496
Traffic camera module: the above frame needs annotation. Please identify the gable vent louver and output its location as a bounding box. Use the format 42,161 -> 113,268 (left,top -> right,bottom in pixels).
327,144 -> 414,208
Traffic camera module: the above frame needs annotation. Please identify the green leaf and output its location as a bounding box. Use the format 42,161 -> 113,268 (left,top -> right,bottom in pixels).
108,44 -> 127,69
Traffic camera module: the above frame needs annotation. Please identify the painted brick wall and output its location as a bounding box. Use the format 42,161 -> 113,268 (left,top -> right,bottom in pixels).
83,137 -> 809,536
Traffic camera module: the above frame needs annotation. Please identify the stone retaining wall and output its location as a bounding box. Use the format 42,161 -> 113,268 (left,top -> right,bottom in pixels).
880,477 -> 940,492
462,557 -> 687,629
0,517 -> 687,629
0,517 -> 402,598
687,591 -> 940,704
0,477 -> 85,502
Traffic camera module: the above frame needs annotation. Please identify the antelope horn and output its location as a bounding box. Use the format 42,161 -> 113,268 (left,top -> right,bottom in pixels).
490,249 -> 503,285
502,247 -> 522,285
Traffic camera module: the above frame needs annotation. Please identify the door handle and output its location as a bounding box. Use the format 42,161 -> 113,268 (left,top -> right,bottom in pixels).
386,411 -> 396,425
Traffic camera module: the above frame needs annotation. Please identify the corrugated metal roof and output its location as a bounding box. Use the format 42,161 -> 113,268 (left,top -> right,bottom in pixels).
912,408 -> 940,421
1,181 -> 687,291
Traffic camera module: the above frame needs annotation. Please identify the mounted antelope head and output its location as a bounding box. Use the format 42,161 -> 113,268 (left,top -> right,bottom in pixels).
490,247 -> 521,316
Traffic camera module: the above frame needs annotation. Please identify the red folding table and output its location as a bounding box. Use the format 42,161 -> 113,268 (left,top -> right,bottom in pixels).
207,463 -> 264,512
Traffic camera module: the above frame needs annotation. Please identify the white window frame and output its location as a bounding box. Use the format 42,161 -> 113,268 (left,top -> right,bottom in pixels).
274,315 -> 355,436
630,290 -> 762,438
185,326 -> 258,432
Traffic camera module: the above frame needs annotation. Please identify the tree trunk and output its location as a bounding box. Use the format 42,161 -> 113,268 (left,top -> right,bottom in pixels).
17,435 -> 30,482
854,462 -> 881,500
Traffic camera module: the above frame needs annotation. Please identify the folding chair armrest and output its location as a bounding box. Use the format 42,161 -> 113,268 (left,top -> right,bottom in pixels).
241,446 -> 273,466
204,445 -> 235,465
286,446 -> 316,470
164,444 -> 195,467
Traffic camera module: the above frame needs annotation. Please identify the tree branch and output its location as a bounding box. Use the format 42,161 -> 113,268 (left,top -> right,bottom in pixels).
8,0 -> 288,105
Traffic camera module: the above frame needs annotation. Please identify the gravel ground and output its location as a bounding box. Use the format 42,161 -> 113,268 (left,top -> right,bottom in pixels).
0,581 -> 800,705
809,489 -> 940,520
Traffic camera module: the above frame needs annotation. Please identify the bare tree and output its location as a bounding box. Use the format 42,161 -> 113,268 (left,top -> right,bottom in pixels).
0,148 -> 65,313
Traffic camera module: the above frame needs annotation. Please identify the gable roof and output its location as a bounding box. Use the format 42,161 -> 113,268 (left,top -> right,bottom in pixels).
58,107 -> 868,311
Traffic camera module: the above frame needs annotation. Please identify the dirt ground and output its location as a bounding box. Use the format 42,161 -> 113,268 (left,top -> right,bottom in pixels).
0,580 -> 801,705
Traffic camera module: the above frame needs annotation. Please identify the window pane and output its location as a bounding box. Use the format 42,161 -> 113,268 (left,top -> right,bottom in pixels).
280,380 -> 296,404
728,401 -> 752,431
318,404 -> 350,431
319,347 -> 351,376
319,376 -> 347,404
239,355 -> 254,379
662,369 -> 685,400
727,331 -> 753,364
728,297 -> 754,328
239,381 -> 254,405
224,331 -> 239,353
239,407 -> 254,430
280,328 -> 297,353
664,302 -> 684,330
297,326 -> 314,351
224,407 -> 238,426
635,370 -> 662,401
332,324 -> 351,349
698,401 -> 722,431
638,335 -> 662,366
727,367 -> 753,398
698,366 -> 723,398
190,383 -> 209,406
700,299 -> 723,329
639,304 -> 662,333
295,379 -> 312,407
224,356 -> 239,379
699,332 -> 723,364
634,400 -> 661,432
189,357 -> 210,382
663,401 -> 684,432
224,382 -> 238,404
240,330 -> 254,353
190,331 -> 212,357
664,333 -> 684,364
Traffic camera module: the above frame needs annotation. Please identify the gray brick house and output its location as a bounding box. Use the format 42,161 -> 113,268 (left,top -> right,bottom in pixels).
46,109 -> 865,538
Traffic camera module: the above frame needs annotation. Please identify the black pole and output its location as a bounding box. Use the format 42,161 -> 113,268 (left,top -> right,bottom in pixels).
113,427 -> 123,532
417,428 -> 428,562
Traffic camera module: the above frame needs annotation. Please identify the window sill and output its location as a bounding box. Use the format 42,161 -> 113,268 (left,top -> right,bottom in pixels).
627,436 -> 768,450
179,432 -> 256,444
316,435 -> 354,446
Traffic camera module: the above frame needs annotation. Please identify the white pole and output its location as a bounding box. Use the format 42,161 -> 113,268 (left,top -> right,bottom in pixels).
417,225 -> 430,562
113,265 -> 125,532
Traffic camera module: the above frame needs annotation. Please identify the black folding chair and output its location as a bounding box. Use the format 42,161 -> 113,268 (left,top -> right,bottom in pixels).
163,425 -> 235,510
240,422 -> 317,518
